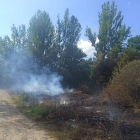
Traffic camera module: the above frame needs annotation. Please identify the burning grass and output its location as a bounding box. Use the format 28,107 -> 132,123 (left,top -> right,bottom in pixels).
12,91 -> 140,140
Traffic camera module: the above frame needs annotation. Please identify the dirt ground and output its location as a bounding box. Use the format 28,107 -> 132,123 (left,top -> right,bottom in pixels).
0,90 -> 54,140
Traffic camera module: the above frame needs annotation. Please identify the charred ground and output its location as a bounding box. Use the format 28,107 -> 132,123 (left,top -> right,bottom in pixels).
12,90 -> 140,140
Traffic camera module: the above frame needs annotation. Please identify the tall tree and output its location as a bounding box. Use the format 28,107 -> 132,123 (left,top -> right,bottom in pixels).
55,9 -> 86,87
11,24 -> 27,51
0,24 -> 28,60
55,9 -> 82,53
86,1 -> 131,59
85,1 -> 131,90
0,36 -> 13,59
28,10 -> 54,66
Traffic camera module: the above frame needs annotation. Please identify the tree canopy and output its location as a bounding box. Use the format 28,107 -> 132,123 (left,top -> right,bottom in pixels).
0,2 -> 139,94
86,1 -> 131,59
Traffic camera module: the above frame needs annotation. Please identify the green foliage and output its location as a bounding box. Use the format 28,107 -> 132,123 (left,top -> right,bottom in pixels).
0,24 -> 28,60
86,1 -> 131,58
105,60 -> 140,107
116,48 -> 140,72
15,93 -> 31,105
14,93 -> 55,120
54,9 -> 87,88
85,28 -> 96,46
115,35 -> 140,72
26,9 -> 87,88
57,45 -> 86,87
128,35 -> 140,51
85,1 -> 132,92
11,24 -> 27,51
0,9 -> 88,89
28,10 -> 54,66
0,4 -> 139,95
26,105 -> 55,120
56,9 -> 82,48
0,36 -> 13,59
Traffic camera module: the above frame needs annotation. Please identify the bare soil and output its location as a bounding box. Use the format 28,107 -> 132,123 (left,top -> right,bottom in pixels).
0,90 -> 54,140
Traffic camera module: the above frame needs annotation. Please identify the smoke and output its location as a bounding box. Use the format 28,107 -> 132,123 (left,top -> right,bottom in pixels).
0,51 -> 64,96
64,88 -> 74,93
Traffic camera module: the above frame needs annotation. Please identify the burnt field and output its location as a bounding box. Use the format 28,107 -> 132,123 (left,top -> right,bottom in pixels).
13,90 -> 140,140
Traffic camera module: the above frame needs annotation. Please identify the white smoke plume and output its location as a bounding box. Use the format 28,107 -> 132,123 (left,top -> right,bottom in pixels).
0,51 -> 64,96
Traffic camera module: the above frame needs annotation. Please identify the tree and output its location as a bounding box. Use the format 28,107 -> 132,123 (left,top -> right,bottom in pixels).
128,35 -> 140,51
0,36 -> 14,59
11,24 -> 27,51
85,28 -> 96,48
92,55 -> 117,91
28,10 -> 54,66
85,1 -> 131,90
86,1 -> 131,59
0,24 -> 28,60
0,36 -> 14,88
115,36 -> 140,72
55,9 -> 82,52
55,9 -> 86,87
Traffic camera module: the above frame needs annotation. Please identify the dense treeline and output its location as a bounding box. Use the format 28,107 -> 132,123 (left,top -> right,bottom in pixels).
0,1 -> 140,95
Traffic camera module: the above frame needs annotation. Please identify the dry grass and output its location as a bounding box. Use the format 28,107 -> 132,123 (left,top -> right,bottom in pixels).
11,91 -> 140,140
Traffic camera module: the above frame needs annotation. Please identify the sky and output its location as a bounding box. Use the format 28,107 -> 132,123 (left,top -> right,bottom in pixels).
0,0 -> 139,58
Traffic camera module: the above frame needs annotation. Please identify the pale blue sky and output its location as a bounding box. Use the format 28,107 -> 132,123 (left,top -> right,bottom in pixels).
0,0 -> 139,40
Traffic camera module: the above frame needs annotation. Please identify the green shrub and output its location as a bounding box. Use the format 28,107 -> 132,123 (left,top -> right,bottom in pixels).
104,60 -> 140,107
29,106 -> 55,120
14,93 -> 55,120
15,93 -> 30,104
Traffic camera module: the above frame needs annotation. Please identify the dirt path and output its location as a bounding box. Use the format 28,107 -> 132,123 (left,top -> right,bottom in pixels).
0,90 -> 53,140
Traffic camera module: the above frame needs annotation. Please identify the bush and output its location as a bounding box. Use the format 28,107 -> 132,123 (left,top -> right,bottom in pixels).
27,106 -> 55,120
15,93 -> 31,104
14,93 -> 55,120
92,56 -> 117,90
104,60 -> 140,107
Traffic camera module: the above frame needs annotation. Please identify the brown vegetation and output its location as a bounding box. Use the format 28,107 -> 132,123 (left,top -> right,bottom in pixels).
103,60 -> 140,108
13,90 -> 140,140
